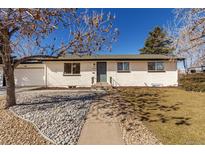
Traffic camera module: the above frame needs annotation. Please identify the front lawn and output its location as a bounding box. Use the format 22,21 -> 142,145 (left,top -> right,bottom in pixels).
118,88 -> 205,144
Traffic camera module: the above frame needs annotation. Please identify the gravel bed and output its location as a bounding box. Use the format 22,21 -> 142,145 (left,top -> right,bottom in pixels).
119,116 -> 161,144
112,93 -> 161,144
10,90 -> 103,145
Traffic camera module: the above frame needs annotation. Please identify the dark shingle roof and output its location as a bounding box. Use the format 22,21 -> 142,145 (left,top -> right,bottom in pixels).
40,54 -> 184,61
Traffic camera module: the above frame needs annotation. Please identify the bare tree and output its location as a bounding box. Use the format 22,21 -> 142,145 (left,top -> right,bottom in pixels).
166,9 -> 205,68
0,8 -> 119,108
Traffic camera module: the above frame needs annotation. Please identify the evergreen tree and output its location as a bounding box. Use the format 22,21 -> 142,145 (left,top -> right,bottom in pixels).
140,26 -> 173,54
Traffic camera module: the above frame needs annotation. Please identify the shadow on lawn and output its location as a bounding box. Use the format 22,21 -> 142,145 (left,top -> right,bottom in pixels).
91,89 -> 192,126
117,89 -> 192,126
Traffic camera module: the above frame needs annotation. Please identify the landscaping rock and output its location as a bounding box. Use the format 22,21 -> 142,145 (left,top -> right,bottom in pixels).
10,90 -> 103,145
0,109 -> 52,145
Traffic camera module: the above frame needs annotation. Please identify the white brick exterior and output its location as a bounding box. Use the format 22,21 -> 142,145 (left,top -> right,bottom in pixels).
107,61 -> 178,87
45,60 -> 178,87
0,60 -> 178,87
45,61 -> 95,87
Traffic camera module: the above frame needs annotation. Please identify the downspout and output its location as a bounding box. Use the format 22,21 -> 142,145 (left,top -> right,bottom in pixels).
46,63 -> 48,87
182,59 -> 188,74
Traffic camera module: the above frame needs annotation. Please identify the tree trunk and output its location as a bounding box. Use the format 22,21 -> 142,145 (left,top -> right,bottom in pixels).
1,26 -> 16,109
3,66 -> 16,108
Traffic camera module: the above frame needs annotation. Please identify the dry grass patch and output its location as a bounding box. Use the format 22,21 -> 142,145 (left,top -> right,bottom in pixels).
0,96 -> 6,109
118,88 -> 205,144
0,96 -> 52,145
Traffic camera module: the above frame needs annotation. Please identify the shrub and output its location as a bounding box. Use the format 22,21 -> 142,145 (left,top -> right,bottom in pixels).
180,73 -> 205,92
0,96 -> 6,109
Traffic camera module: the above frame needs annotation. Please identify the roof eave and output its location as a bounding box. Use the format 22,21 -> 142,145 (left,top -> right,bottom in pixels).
39,58 -> 183,61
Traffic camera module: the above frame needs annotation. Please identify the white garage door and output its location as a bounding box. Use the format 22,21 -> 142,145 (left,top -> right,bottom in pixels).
15,68 -> 44,86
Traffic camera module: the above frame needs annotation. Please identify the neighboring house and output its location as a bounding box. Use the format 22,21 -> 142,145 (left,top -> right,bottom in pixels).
188,66 -> 205,73
0,54 -> 184,87
187,60 -> 205,73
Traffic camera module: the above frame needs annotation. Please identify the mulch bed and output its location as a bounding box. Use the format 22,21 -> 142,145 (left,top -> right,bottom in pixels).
0,109 -> 52,145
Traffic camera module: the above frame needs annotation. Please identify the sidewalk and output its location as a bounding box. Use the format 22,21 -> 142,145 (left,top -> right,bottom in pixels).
0,86 -> 40,96
78,92 -> 161,145
78,97 -> 125,145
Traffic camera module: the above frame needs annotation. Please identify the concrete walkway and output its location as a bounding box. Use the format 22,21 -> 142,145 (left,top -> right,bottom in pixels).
78,92 -> 161,145
78,98 -> 125,145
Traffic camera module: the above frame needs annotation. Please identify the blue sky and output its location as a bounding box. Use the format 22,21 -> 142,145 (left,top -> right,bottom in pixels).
47,9 -> 175,55
99,8 -> 174,55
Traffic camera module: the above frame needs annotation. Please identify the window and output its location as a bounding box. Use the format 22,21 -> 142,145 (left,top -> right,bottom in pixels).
64,63 -> 72,74
64,63 -> 80,75
117,62 -> 130,72
72,63 -> 80,74
148,62 -> 165,72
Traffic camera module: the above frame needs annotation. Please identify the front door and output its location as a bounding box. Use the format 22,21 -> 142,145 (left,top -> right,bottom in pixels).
97,62 -> 107,82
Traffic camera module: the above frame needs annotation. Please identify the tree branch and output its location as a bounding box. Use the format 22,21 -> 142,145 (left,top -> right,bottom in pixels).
9,27 -> 19,38
13,55 -> 58,68
179,40 -> 205,52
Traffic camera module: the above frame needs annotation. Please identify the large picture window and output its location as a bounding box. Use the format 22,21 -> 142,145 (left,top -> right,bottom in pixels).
117,62 -> 130,72
148,62 -> 165,72
64,63 -> 80,75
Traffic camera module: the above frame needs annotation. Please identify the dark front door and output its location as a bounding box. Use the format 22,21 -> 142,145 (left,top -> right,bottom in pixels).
97,62 -> 107,82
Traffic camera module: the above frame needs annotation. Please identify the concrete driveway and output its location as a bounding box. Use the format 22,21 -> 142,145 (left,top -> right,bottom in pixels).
0,87 -> 40,96
0,87 -> 6,95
